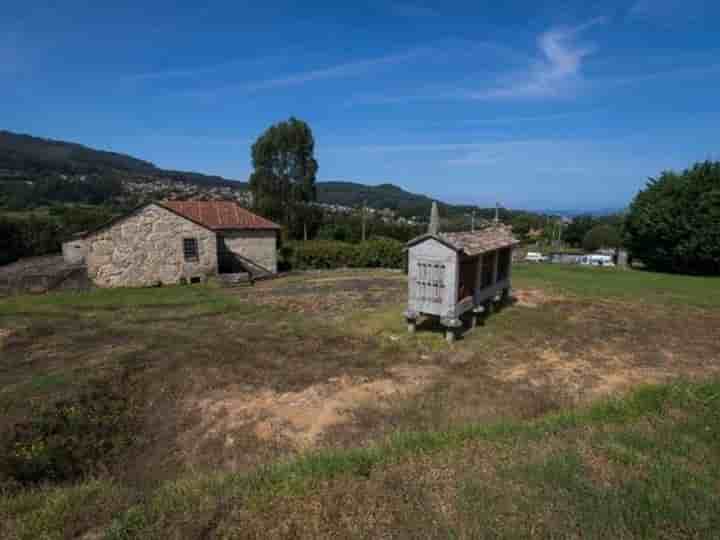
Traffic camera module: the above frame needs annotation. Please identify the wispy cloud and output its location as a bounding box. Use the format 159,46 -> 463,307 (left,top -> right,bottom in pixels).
466,17 -> 607,100
123,51 -> 292,82
242,50 -> 425,92
136,133 -> 251,147
345,21 -> 606,106
339,139 -> 596,174
627,0 -> 706,23
628,0 -> 689,19
181,47 -> 432,98
387,2 -> 438,18
599,62 -> 720,88
124,61 -> 245,82
346,141 -> 519,153
463,110 -> 601,125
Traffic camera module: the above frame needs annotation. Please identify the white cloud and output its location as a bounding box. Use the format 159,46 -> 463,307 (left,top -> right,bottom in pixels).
467,17 -> 607,100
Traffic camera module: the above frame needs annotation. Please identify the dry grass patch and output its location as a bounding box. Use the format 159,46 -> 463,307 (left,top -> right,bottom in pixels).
188,364 -> 444,453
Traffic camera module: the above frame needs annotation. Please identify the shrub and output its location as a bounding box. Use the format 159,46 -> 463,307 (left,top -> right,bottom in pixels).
351,237 -> 405,268
582,224 -> 621,252
284,238 -> 404,270
316,223 -> 353,242
625,161 -> 720,274
286,241 -> 355,269
0,373 -> 141,485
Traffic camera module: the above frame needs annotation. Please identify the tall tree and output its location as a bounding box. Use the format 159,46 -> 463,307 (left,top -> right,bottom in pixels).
625,161 -> 720,274
248,118 -> 318,234
582,224 -> 621,252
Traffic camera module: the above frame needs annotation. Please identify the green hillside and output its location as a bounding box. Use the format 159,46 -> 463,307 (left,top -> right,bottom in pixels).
0,130 -> 242,188
317,181 -> 486,217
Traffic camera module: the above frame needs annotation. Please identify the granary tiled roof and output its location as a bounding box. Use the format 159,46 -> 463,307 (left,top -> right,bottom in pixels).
162,201 -> 280,230
406,224 -> 519,256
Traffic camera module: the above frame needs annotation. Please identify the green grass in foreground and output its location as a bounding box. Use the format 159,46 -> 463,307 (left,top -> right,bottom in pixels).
513,263 -> 720,308
2,379 -> 718,539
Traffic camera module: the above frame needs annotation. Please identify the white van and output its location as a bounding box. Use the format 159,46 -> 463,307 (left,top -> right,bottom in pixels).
525,251 -> 547,263
580,254 -> 615,267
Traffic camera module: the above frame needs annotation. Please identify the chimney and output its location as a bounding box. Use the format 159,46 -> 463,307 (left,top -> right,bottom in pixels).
428,201 -> 440,235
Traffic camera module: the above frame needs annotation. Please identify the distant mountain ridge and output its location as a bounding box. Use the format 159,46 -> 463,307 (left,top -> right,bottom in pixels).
0,130 -> 526,217
0,130 -> 244,189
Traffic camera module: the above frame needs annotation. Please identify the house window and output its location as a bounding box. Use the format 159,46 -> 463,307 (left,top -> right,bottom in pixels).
183,238 -> 199,262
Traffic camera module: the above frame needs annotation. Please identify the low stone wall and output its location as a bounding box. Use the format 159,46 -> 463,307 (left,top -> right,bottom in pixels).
220,230 -> 277,274
85,203 -> 218,288
0,255 -> 91,295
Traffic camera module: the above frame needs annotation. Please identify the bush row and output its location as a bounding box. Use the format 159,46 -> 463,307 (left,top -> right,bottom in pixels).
280,237 -> 405,270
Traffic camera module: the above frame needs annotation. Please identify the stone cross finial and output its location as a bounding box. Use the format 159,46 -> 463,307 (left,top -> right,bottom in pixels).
428,201 -> 440,235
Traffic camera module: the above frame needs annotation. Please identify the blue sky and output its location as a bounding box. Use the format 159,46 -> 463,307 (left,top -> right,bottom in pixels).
2,1 -> 719,210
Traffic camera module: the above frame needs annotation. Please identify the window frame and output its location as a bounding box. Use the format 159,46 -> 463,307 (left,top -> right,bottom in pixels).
182,237 -> 200,262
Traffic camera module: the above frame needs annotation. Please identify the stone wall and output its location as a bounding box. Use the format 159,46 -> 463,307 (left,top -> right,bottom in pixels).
85,203 -> 218,287
220,230 -> 277,273
62,238 -> 88,264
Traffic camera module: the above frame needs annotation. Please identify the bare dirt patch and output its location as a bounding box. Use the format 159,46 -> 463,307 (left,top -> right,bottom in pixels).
513,288 -> 564,308
497,346 -> 674,403
189,364 -> 444,452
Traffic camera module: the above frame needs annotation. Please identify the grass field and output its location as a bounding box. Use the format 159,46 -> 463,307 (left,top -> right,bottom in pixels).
1,265 -> 719,538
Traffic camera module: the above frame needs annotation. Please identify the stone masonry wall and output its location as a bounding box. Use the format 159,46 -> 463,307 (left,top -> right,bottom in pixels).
221,230 -> 277,273
85,204 -> 218,287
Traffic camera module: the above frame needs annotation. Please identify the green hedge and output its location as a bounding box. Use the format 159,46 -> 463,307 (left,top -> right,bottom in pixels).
281,237 -> 405,270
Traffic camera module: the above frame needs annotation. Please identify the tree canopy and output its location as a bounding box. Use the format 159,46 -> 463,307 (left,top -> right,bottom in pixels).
249,118 -> 318,235
582,224 -> 621,252
624,161 -> 720,275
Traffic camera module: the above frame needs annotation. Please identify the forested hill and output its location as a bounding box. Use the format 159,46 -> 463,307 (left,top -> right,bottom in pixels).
0,130 -> 501,216
0,130 -> 242,188
317,181 -> 471,217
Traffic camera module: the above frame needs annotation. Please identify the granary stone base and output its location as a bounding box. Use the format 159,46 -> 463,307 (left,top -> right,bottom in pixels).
85,204 -> 218,288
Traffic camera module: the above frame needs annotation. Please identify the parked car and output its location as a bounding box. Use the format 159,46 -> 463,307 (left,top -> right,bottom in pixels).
524,251 -> 548,263
580,254 -> 615,267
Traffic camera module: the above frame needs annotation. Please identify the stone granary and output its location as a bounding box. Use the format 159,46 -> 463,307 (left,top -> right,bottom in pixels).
63,201 -> 280,288
404,203 -> 519,343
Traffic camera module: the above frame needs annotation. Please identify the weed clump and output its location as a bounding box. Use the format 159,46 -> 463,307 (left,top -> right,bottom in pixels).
0,371 -> 141,486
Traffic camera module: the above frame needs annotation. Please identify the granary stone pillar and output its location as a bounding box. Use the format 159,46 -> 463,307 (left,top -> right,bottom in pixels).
428,201 -> 440,235
441,316 -> 462,344
404,309 -> 418,333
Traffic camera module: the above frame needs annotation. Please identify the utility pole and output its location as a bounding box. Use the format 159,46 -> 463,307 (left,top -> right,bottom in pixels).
361,199 -> 367,242
471,208 -> 476,231
557,219 -> 563,247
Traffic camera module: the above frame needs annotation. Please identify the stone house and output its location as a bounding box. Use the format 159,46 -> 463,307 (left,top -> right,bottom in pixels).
65,201 -> 280,288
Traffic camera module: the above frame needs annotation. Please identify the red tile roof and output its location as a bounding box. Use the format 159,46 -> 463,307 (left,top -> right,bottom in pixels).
162,201 -> 280,230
